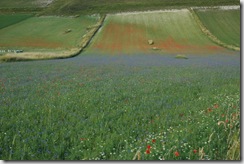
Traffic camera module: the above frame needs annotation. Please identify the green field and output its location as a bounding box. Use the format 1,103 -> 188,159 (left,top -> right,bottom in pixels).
195,9 -> 240,47
0,14 -> 32,29
44,0 -> 239,15
87,9 -> 230,55
0,15 -> 99,50
0,0 -> 53,9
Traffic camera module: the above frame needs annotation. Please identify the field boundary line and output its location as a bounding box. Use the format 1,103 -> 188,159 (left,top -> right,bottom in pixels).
189,8 -> 240,51
0,15 -> 106,62
79,15 -> 106,50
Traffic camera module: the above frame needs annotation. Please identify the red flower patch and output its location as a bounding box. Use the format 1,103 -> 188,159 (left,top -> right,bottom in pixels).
146,145 -> 151,154
174,151 -> 180,157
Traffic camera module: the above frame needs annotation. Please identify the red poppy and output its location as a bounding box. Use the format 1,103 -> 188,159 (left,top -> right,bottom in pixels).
152,139 -> 156,143
193,149 -> 197,154
214,104 -> 219,109
146,149 -> 150,154
225,119 -> 228,123
174,151 -> 180,157
147,145 -> 151,149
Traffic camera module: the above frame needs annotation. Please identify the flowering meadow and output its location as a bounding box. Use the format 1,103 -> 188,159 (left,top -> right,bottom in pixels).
0,53 -> 240,160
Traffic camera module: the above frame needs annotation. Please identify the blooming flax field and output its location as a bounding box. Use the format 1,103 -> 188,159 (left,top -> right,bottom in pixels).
0,7 -> 240,161
0,52 -> 240,160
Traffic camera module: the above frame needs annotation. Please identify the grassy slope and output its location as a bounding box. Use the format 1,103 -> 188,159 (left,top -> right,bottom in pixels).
0,0 -> 52,9
88,10 -> 228,55
44,0 -> 239,15
195,9 -> 240,47
0,15 -> 98,50
0,14 -> 33,29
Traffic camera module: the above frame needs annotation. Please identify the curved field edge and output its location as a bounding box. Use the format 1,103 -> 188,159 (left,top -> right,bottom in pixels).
0,15 -> 106,62
189,8 -> 240,51
195,8 -> 240,47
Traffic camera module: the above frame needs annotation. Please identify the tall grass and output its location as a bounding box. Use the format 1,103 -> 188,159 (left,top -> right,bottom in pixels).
0,54 -> 240,160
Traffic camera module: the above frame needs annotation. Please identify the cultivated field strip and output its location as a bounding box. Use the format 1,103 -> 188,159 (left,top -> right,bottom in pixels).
88,9 -> 230,55
195,8 -> 240,49
0,15 -> 104,61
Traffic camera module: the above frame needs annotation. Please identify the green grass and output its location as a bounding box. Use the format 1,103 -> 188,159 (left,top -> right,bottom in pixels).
88,10 -> 227,54
0,54 -> 240,160
195,9 -> 240,47
0,14 -> 33,29
0,15 -> 99,50
43,0 -> 239,15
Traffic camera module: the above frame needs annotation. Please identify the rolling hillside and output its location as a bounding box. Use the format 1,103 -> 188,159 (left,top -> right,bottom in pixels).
44,0 -> 239,15
87,9 -> 230,55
